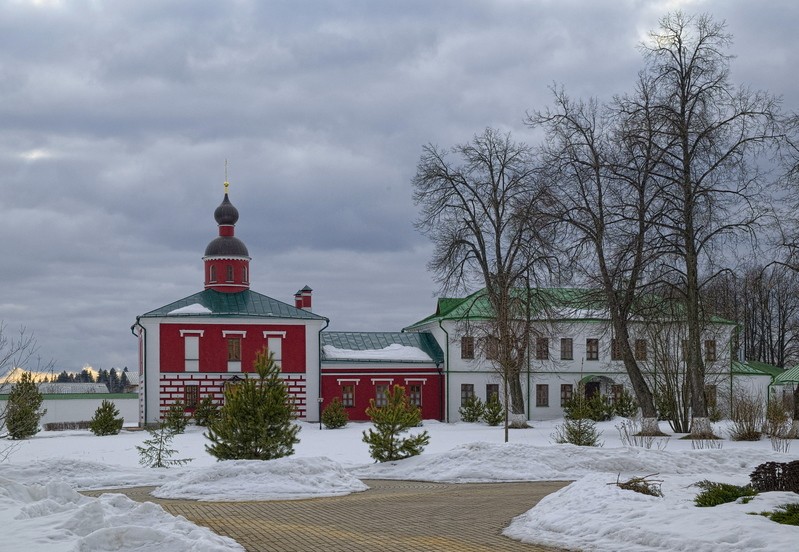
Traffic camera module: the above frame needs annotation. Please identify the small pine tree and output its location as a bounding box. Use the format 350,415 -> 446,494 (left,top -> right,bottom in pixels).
613,388 -> 639,418
193,396 -> 219,427
459,395 -> 484,422
362,385 -> 430,462
163,401 -> 188,434
136,424 -> 192,468
89,399 -> 124,436
321,397 -> 349,429
205,347 -> 300,460
552,418 -> 603,447
5,372 -> 46,440
483,393 -> 504,426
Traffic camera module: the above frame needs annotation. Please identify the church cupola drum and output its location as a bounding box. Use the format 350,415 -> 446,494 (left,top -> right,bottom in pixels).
204,181 -> 251,292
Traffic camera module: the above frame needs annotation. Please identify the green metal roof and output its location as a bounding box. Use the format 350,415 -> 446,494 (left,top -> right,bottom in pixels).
731,360 -> 784,377
139,289 -> 327,320
773,365 -> 799,384
321,331 -> 444,364
404,287 -> 737,330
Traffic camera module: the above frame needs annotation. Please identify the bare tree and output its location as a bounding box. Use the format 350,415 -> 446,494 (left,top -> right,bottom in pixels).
529,82 -> 666,435
641,12 -> 781,437
413,128 -> 557,430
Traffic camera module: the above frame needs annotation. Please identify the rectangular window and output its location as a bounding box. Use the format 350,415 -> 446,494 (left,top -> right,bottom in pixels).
635,339 -> 647,361
536,384 -> 549,407
267,336 -> 283,368
227,338 -> 241,361
611,338 -> 622,361
184,336 -> 199,372
375,384 -> 389,407
484,337 -> 499,361
560,384 -> 573,406
461,383 -> 475,406
486,383 -> 500,402
409,384 -> 422,407
705,340 -> 717,362
535,337 -> 549,360
461,336 -> 475,359
611,384 -> 624,404
341,384 -> 354,408
586,338 -> 599,361
184,385 -> 200,409
560,338 -> 573,360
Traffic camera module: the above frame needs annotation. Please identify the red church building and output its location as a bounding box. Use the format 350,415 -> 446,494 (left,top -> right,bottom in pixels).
132,183 -> 328,425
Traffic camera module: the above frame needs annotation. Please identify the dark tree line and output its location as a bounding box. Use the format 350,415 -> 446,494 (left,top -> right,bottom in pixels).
54,367 -> 130,393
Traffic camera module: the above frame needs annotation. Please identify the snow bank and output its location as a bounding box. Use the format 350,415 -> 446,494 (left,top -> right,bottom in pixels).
0,457 -> 176,490
354,441 -> 788,482
153,457 -> 368,501
0,477 -> 243,552
504,473 -> 799,552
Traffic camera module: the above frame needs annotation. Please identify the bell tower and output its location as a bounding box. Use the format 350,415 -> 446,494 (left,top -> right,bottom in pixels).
203,180 -> 251,293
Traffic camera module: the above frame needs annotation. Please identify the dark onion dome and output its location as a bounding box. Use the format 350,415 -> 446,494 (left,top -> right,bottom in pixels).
204,236 -> 249,257
214,194 -> 239,225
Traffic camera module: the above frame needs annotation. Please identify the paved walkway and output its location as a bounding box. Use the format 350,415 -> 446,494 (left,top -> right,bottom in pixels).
85,479 -> 572,552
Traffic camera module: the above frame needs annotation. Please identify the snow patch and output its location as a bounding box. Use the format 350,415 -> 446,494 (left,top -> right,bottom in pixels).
168,303 -> 212,315
323,343 -> 432,361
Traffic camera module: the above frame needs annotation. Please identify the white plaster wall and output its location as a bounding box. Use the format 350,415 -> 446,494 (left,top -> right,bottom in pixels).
38,397 -> 139,426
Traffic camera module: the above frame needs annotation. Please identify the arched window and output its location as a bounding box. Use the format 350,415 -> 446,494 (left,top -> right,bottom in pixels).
226,264 -> 234,282
209,265 -> 217,282
243,266 -> 248,283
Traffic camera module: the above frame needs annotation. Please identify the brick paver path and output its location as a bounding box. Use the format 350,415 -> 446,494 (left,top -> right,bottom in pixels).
85,479 -> 572,552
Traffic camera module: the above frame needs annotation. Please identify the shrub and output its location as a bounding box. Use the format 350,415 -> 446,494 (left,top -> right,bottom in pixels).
613,388 -> 639,418
693,480 -> 758,507
552,418 -> 603,447
765,399 -> 792,438
563,387 -> 614,422
728,391 -> 764,441
163,401 -> 189,434
482,393 -> 504,426
362,385 -> 430,462
321,397 -> 349,429
205,348 -> 300,461
193,396 -> 219,427
614,474 -> 663,497
760,503 -> 799,526
89,400 -> 124,436
750,461 -> 799,493
5,372 -> 46,439
459,395 -> 484,422
616,417 -> 669,450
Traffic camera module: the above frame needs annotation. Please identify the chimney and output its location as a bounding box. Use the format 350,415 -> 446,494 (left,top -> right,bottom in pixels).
299,285 -> 312,311
294,290 -> 303,310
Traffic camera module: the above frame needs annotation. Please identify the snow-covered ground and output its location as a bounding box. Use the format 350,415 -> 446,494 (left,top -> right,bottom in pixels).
1,418 -> 797,551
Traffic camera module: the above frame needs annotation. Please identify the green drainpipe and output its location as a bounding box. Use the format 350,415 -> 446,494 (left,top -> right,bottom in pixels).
319,317 -> 330,426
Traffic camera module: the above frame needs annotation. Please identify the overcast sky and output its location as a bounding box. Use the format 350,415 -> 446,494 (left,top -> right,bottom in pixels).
1,0 -> 797,374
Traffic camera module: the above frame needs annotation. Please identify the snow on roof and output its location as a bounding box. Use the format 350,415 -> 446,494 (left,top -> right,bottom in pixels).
322,343 -> 433,362
167,303 -> 212,315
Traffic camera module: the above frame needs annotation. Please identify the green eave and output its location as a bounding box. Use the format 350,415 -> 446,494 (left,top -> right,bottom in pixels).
138,289 -> 327,321
321,331 -> 444,364
731,360 -> 784,377
0,393 -> 138,400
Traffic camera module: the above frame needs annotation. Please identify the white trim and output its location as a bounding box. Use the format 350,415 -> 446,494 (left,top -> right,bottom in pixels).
179,330 -> 205,337
228,360 -> 242,373
370,378 -> 393,384
336,378 -> 360,385
184,381 -> 199,386
202,255 -> 251,261
222,330 -> 247,337
263,331 -> 287,338
404,378 -> 427,384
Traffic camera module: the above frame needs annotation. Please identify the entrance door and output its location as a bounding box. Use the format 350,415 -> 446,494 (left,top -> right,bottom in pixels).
585,381 -> 600,399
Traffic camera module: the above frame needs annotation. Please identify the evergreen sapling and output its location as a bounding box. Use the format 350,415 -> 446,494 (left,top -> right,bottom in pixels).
362,385 -> 430,462
89,399 -> 124,436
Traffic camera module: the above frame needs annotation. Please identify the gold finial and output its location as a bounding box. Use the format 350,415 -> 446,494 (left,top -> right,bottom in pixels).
224,159 -> 230,194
